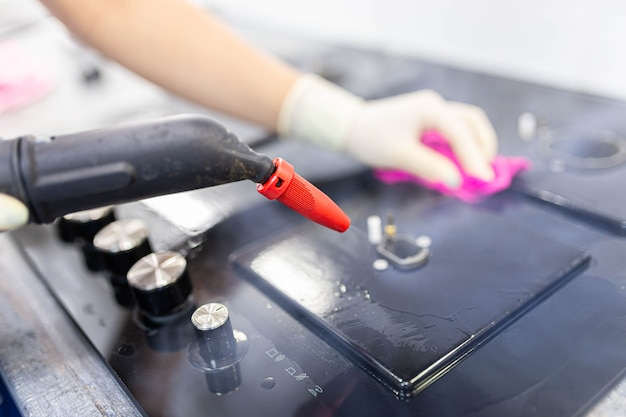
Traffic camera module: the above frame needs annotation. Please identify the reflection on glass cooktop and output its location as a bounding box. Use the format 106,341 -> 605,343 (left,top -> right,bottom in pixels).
232,200 -> 590,398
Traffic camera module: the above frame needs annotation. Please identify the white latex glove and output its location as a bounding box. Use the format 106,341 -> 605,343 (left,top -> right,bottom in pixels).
278,74 -> 497,188
0,194 -> 28,232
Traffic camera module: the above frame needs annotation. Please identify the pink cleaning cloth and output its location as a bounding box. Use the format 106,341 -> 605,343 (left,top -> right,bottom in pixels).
0,41 -> 55,114
374,130 -> 531,203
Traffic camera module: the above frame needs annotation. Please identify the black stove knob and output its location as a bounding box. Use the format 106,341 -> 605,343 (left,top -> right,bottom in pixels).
190,303 -> 248,395
127,251 -> 192,319
93,219 -> 152,276
57,206 -> 116,271
192,303 -> 237,360
93,219 -> 153,306
57,206 -> 116,242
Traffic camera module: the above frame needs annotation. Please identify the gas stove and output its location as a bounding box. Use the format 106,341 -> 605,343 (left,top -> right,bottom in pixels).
5,30 -> 626,417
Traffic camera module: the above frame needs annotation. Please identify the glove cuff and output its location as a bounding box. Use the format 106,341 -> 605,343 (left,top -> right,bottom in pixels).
277,73 -> 364,151
0,194 -> 28,232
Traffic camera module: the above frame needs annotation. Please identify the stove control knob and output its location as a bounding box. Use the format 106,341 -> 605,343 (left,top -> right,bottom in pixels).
192,303 -> 237,360
57,206 -> 116,271
127,251 -> 192,318
190,303 -> 249,395
93,219 -> 153,306
93,219 -> 152,277
58,206 -> 116,242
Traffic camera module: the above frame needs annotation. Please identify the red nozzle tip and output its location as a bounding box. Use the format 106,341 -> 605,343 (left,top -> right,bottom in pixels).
257,158 -> 351,232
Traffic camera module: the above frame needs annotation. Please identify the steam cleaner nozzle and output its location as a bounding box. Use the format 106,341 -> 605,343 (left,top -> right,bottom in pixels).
257,158 -> 350,233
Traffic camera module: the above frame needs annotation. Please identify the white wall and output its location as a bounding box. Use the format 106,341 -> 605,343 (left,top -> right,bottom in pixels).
204,0 -> 626,101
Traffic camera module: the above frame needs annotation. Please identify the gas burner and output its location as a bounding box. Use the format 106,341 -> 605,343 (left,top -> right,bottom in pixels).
536,127 -> 626,171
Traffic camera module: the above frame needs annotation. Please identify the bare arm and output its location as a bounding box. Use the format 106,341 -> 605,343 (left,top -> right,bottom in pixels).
40,0 -> 498,185
40,0 -> 300,130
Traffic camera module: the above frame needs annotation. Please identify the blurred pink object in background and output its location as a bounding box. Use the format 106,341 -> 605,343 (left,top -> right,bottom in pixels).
0,40 -> 54,114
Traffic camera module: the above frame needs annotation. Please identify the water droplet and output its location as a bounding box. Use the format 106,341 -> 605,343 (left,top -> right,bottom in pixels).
266,304 -> 272,309
373,259 -> 389,271
339,284 -> 347,294
260,377 -> 276,389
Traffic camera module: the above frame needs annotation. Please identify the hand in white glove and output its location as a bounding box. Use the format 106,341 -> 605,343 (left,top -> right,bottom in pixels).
278,74 -> 497,188
0,194 -> 28,232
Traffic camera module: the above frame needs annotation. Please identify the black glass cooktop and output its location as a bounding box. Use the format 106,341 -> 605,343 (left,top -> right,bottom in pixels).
232,198 -> 590,397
